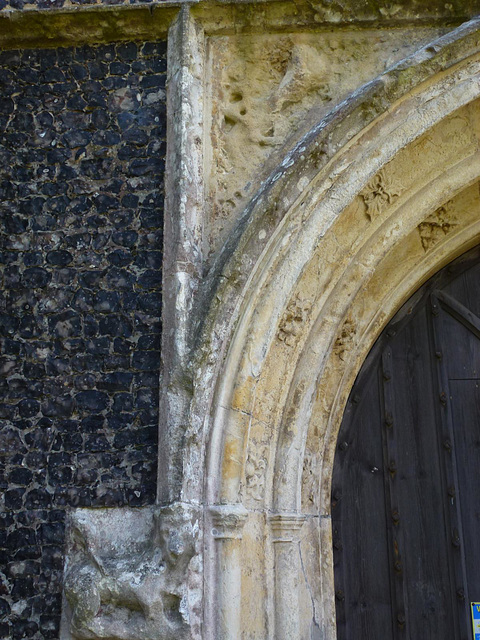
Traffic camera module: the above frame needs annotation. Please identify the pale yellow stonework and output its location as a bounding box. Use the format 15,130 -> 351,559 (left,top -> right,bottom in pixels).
198,33 -> 480,637
204,27 -> 447,261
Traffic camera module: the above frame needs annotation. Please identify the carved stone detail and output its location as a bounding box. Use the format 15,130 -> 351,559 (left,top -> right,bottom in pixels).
245,442 -> 268,502
210,504 -> 249,540
61,504 -> 199,640
332,317 -> 356,361
361,169 -> 401,220
417,205 -> 458,252
269,513 -> 307,543
278,296 -> 312,347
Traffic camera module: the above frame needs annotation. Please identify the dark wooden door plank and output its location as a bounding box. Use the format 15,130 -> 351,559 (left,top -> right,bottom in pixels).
333,245 -> 480,640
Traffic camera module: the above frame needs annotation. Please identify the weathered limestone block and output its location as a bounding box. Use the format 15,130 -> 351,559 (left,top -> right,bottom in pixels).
205,27 -> 448,261
60,504 -> 200,640
417,203 -> 459,252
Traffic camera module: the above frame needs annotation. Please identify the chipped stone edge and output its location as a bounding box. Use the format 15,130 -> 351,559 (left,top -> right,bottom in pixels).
158,5 -> 205,504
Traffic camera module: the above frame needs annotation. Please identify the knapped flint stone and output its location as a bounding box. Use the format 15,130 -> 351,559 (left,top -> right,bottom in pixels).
118,143 -> 145,160
0,402 -> 16,418
123,128 -> 149,144
114,337 -> 134,354
116,111 -> 135,130
88,61 -> 108,80
43,68 -> 66,83
30,215 -> 57,232
78,270 -> 104,288
18,399 -> 40,418
64,129 -> 93,149
140,208 -> 163,229
0,598 -> 11,619
24,489 -> 52,510
41,395 -> 74,418
48,465 -> 73,484
67,93 -> 88,111
117,42 -> 138,62
136,387 -> 158,408
138,269 -> 162,289
23,362 -> 46,379
93,290 -> 120,312
84,433 -> 110,452
104,354 -> 129,370
45,250 -> 73,266
85,337 -> 110,354
6,527 -> 36,549
137,292 -> 161,313
5,489 -> 24,510
21,267 -> 51,288
0,97 -> 14,114
79,415 -> 104,433
107,248 -> 133,266
135,250 -> 162,269
39,615 -> 59,640
71,289 -> 94,312
75,390 -> 109,412
109,60 -> 130,76
99,314 -> 133,336
24,251 -> 43,266
8,467 -> 34,485
132,350 -> 159,371
98,371 -> 133,391
103,75 -> 127,91
112,392 -> 134,412
106,268 -> 135,290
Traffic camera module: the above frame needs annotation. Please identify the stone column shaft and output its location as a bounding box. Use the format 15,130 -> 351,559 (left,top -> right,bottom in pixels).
209,505 -> 248,640
269,513 -> 307,640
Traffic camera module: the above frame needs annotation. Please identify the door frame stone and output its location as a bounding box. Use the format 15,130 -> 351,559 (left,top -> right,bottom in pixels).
184,18 -> 480,638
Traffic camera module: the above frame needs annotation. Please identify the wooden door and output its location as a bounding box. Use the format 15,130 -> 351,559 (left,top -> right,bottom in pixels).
332,245 -> 480,640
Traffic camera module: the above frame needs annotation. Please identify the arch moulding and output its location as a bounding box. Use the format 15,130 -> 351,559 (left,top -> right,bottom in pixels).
188,18 -> 480,640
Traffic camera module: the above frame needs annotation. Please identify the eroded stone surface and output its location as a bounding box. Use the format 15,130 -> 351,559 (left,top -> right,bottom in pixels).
61,504 -> 200,640
205,27 -> 447,261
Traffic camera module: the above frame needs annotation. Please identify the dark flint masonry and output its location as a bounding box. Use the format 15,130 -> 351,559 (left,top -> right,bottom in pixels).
0,40 -> 165,639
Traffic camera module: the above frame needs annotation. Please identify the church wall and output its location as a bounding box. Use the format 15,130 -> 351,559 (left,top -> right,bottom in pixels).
1,3 -> 480,639
0,40 -> 166,640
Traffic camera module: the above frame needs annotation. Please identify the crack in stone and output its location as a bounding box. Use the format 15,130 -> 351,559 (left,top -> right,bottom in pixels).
299,539 -> 322,638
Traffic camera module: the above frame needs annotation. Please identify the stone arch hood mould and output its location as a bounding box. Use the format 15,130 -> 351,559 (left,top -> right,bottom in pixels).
190,14 -> 480,504
199,14 -> 480,332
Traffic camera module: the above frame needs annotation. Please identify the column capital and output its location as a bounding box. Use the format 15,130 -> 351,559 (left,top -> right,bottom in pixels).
209,504 -> 249,540
269,512 -> 307,542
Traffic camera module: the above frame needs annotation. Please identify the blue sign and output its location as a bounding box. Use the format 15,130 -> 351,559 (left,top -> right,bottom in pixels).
471,603 -> 480,639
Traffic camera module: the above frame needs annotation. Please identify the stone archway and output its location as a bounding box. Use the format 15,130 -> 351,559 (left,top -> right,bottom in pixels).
189,18 -> 480,640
